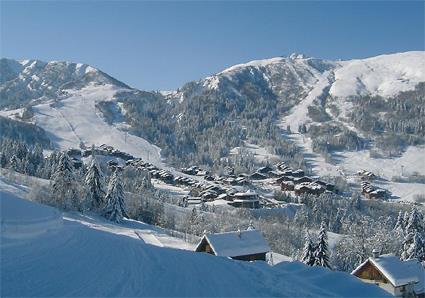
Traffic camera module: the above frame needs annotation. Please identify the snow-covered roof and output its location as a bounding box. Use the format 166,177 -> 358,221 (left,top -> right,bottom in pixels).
196,230 -> 270,257
352,254 -> 424,290
233,189 -> 258,198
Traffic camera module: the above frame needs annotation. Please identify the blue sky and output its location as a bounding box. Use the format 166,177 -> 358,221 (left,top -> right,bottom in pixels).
1,1 -> 424,90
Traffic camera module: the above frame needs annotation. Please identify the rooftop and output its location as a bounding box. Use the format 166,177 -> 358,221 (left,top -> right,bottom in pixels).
196,229 -> 270,258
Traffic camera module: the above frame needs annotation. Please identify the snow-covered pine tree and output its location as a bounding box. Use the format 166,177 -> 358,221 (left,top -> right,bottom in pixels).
85,158 -> 105,210
402,211 -> 410,230
51,153 -> 80,210
393,210 -> 404,231
103,169 -> 128,223
314,222 -> 331,269
404,232 -> 425,261
9,155 -> 19,172
401,208 -> 425,261
405,208 -> 423,234
301,231 -> 316,266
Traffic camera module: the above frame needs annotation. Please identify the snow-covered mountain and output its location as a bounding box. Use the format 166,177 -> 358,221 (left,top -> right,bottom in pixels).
1,52 -> 424,201
0,58 -> 164,166
0,58 -> 130,108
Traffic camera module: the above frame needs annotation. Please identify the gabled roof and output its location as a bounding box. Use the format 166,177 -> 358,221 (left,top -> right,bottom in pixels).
352,254 -> 424,290
196,230 -> 270,258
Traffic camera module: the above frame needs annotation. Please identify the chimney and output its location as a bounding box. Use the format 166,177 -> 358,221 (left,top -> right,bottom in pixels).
372,249 -> 380,258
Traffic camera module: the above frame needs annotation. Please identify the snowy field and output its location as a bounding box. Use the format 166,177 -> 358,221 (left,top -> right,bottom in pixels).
0,177 -> 391,297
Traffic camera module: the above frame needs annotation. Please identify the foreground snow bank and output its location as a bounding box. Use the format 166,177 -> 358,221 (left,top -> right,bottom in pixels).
0,191 -> 62,239
1,193 -> 389,297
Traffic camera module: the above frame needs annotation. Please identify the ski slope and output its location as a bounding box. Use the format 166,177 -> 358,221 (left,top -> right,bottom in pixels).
1,180 -> 390,297
330,51 -> 425,98
32,84 -> 164,167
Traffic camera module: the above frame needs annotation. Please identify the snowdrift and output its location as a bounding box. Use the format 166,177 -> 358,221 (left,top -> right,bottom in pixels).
1,192 -> 390,297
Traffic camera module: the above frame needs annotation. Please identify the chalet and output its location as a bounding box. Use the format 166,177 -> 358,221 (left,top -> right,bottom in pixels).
281,170 -> 294,176
280,166 -> 292,172
358,170 -> 377,181
204,175 -> 214,181
216,193 -> 230,201
367,189 -> 388,200
201,191 -> 218,201
281,181 -> 295,191
268,170 -> 283,178
181,166 -> 199,175
229,190 -> 260,209
195,229 -> 270,261
257,166 -> 273,175
294,182 -> 325,196
276,161 -> 286,169
249,172 -> 268,180
361,182 -> 388,200
293,176 -> 312,184
314,180 -> 335,192
234,177 -> 249,186
196,170 -> 209,176
224,177 -> 236,185
276,175 -> 294,184
292,169 -> 305,177
352,252 -> 424,298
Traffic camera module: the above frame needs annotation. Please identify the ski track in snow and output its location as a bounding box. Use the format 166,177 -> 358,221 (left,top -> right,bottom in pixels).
32,84 -> 164,167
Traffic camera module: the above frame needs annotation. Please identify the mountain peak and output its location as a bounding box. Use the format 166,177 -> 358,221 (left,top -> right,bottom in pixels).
289,52 -> 308,60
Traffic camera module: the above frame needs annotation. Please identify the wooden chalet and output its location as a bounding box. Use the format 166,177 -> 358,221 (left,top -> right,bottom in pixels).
249,172 -> 268,180
257,166 -> 273,175
314,180 -> 335,192
358,170 -> 377,181
229,190 -> 260,209
352,252 -> 424,297
276,175 -> 294,185
294,182 -> 325,196
268,170 -> 283,178
293,176 -> 312,184
292,169 -> 305,177
195,229 -> 270,261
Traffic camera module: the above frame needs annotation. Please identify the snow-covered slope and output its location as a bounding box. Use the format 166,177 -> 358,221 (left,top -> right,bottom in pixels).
330,51 -> 425,98
0,183 -> 390,297
0,58 -> 163,166
32,84 -> 163,166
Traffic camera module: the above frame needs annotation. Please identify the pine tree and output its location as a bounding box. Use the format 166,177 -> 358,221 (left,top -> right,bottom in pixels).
394,210 -> 404,231
301,232 -> 316,266
404,232 -> 425,261
314,222 -> 331,269
85,159 -> 105,210
51,153 -> 80,210
402,211 -> 410,230
103,169 -> 128,223
401,208 -> 424,261
405,208 -> 423,234
9,155 -> 19,172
